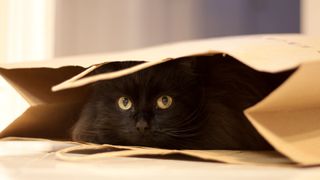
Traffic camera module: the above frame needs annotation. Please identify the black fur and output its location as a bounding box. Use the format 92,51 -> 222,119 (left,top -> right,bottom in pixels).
72,54 -> 293,150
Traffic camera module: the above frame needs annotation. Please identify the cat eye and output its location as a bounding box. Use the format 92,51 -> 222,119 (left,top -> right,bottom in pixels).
156,95 -> 173,109
118,97 -> 132,110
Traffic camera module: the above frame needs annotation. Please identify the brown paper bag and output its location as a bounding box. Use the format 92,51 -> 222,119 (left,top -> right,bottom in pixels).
0,34 -> 319,166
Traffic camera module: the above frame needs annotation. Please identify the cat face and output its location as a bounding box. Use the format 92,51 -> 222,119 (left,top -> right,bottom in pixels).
72,60 -> 205,149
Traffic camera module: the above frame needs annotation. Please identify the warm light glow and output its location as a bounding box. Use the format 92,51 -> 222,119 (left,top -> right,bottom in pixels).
0,76 -> 29,133
6,0 -> 55,62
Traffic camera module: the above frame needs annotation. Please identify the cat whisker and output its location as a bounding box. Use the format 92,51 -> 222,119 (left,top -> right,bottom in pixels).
169,104 -> 206,132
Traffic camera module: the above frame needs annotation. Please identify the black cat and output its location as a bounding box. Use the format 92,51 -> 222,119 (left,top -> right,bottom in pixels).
72,54 -> 293,150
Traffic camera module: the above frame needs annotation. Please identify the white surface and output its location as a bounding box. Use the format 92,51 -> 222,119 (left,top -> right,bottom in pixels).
0,140 -> 320,180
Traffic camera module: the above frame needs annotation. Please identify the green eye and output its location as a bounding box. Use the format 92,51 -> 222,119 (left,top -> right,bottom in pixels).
118,97 -> 132,110
157,95 -> 173,109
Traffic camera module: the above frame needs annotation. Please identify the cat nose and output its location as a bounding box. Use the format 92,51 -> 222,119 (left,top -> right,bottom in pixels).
136,119 -> 149,133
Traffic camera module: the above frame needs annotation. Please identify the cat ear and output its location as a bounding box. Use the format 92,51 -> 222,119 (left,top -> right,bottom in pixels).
174,57 -> 197,70
174,56 -> 210,76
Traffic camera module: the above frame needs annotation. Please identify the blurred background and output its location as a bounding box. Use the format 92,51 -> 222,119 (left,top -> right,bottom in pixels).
1,0 -> 319,63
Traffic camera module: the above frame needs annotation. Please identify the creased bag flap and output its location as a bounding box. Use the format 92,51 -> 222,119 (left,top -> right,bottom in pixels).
0,102 -> 84,139
0,66 -> 90,138
55,143 -> 293,166
51,34 -> 320,92
245,61 -> 320,166
0,66 -> 87,105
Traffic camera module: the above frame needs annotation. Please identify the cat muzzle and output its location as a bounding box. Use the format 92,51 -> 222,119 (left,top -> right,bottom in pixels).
136,119 -> 149,134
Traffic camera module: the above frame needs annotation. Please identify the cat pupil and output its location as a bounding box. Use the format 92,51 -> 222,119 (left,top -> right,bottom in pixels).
162,96 -> 168,104
123,98 -> 129,106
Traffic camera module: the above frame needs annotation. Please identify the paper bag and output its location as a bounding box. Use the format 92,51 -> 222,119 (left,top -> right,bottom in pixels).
0,34 -> 320,166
